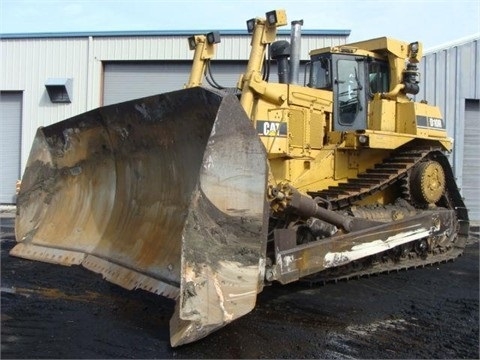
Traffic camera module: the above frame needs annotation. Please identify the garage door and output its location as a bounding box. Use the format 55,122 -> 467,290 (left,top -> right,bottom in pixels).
103,61 -> 248,106
462,99 -> 480,222
0,91 -> 22,204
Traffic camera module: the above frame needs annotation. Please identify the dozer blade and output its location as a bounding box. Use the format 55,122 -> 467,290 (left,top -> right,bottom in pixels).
12,87 -> 269,347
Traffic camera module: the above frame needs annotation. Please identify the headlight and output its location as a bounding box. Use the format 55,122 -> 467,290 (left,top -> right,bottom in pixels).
246,18 -> 255,33
206,31 -> 220,45
358,134 -> 368,144
266,10 -> 278,25
187,36 -> 196,50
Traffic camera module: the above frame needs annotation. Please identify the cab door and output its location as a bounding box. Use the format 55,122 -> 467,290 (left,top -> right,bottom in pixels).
332,55 -> 367,131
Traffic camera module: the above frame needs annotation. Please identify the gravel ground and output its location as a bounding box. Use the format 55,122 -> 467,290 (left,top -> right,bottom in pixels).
1,211 -> 479,359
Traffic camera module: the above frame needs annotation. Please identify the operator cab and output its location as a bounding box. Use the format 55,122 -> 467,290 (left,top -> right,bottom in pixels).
308,49 -> 389,131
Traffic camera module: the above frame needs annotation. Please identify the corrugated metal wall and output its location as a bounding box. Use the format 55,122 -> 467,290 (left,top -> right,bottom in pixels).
463,99 -> 480,221
419,37 -> 480,170
1,37 -> 89,176
418,36 -> 480,221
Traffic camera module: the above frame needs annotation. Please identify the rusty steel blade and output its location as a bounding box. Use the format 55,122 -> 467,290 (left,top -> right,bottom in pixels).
170,93 -> 269,346
12,87 -> 269,346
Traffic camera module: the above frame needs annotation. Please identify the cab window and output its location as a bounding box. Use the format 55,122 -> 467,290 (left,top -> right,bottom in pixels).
309,57 -> 332,89
368,61 -> 389,94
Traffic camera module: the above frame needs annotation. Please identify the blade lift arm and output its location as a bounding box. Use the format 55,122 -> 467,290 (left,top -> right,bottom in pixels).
185,32 -> 221,88
238,10 -> 288,117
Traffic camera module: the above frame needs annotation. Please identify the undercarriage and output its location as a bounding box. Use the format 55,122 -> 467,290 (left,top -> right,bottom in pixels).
267,146 -> 469,285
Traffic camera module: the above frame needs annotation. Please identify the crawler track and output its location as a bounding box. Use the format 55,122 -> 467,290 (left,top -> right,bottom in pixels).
309,146 -> 431,210
304,145 -> 470,284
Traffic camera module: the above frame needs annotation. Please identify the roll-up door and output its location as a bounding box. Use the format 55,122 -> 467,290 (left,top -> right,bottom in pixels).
462,99 -> 480,222
0,91 -> 22,204
103,61 -> 248,106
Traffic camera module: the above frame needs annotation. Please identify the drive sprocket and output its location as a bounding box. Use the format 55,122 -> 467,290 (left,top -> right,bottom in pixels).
409,160 -> 445,205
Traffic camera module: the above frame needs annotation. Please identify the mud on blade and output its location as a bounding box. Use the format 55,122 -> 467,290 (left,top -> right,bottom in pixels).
12,86 -> 269,347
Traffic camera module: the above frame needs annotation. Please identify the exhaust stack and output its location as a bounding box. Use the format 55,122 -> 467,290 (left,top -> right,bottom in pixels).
289,20 -> 303,84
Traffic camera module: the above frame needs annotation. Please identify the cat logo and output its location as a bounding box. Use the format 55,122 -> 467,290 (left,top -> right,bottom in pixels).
256,121 -> 287,137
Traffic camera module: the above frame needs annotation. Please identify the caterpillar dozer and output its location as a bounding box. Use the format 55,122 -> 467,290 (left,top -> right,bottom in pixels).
11,10 -> 469,347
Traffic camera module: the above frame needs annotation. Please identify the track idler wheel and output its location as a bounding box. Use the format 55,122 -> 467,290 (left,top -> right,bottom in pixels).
409,160 -> 445,206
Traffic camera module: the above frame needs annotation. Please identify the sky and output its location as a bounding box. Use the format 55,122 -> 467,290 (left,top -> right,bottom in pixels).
0,0 -> 479,50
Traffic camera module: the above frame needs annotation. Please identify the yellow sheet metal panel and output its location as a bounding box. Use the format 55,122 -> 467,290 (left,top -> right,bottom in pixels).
310,111 -> 325,149
289,108 -> 305,147
369,98 -> 396,132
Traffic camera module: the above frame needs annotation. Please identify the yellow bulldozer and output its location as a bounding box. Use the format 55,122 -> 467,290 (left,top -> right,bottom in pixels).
11,10 -> 469,347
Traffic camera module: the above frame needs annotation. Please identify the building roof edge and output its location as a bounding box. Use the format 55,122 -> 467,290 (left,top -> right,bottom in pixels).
0,29 -> 351,39
425,33 -> 480,53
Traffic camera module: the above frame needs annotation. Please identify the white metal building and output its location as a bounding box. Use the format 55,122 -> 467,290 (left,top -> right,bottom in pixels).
418,35 -> 480,221
1,30 -> 479,223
